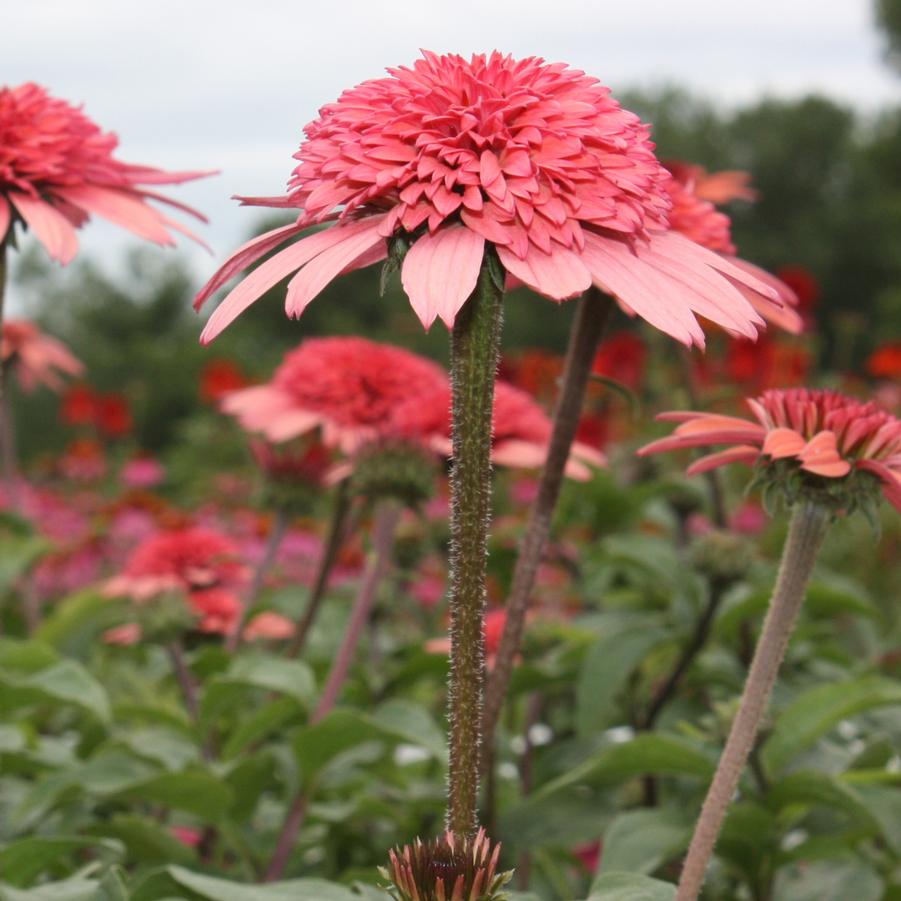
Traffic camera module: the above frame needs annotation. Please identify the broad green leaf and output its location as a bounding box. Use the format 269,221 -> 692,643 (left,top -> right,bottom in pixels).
768,771 -> 880,833
167,866 -> 361,900
771,858 -> 883,901
221,697 -> 302,760
116,771 -> 234,820
0,641 -> 58,674
118,727 -> 200,770
576,619 -> 667,737
85,815 -> 196,866
0,877 -> 102,901
599,809 -> 690,875
763,677 -> 901,774
588,871 -> 676,900
0,534 -> 50,593
0,659 -> 110,722
293,711 -> 383,786
0,836 -> 122,887
36,591 -> 124,654
369,699 -> 446,761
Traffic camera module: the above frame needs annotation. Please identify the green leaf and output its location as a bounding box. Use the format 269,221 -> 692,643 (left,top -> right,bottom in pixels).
116,771 -> 234,820
0,640 -> 58,674
768,771 -> 880,833
0,877 -> 104,901
762,677 -> 901,774
588,871 -> 676,900
167,866 -> 361,900
202,656 -> 315,722
576,620 -> 667,736
293,710 -> 383,787
0,659 -> 110,722
599,809 -> 690,875
85,815 -> 196,866
369,699 -> 447,761
771,858 -> 883,901
35,591 -> 124,654
0,534 -> 50,593
0,836 -> 122,887
118,727 -> 201,770
221,697 -> 302,760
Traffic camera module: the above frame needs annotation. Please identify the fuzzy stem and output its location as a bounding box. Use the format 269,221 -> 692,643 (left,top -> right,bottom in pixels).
482,289 -> 613,758
166,641 -> 200,722
227,508 -> 288,652
676,500 -> 830,900
446,258 -> 505,837
287,480 -> 354,659
312,499 -> 400,722
264,499 -> 400,882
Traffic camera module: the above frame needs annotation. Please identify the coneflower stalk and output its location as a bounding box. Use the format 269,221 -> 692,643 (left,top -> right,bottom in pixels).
447,258 -> 504,837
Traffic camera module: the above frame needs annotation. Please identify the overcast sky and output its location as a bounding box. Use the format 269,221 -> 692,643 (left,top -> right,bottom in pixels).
3,0 -> 897,296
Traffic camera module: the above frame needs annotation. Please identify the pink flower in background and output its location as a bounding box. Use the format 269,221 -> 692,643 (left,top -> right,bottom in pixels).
664,161 -> 758,205
121,457 -> 166,489
222,336 -> 447,454
105,526 -> 247,602
663,162 -> 802,334
249,439 -> 334,488
103,623 -> 142,646
196,51 -> 776,348
0,82 -> 212,262
244,611 -> 296,641
59,438 -> 107,481
1,320 -> 83,391
639,388 -> 901,511
394,380 -> 605,479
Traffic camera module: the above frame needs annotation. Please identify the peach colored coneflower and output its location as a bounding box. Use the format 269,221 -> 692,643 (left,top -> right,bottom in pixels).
0,83 -> 212,262
663,162 -> 802,334
196,51 -> 777,347
639,388 -> 901,512
1,320 -> 83,391
393,379 -> 604,479
222,336 -> 448,454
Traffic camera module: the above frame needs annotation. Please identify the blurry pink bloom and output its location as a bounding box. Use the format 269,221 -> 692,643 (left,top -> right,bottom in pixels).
249,439 -> 333,487
510,476 -> 540,506
190,587 -> 242,635
0,83 -> 212,262
1,320 -> 83,392
103,623 -> 142,646
639,388 -> 901,511
664,161 -> 758,205
663,162 -> 801,334
729,501 -> 768,535
222,337 -> 447,455
243,610 -> 296,641
59,438 -> 106,481
196,51 -> 776,348
170,826 -> 203,848
394,380 -> 605,479
121,456 -> 166,489
32,540 -> 104,601
573,840 -> 602,874
105,526 -> 247,602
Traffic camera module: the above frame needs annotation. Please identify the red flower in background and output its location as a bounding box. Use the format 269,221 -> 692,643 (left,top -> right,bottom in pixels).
499,349 -> 562,401
199,358 -> 248,404
95,392 -> 132,438
867,342 -> 901,381
61,384 -> 97,425
724,337 -> 811,392
776,265 -> 819,321
592,331 -> 647,391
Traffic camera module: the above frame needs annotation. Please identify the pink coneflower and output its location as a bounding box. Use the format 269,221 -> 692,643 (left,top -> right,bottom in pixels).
222,336 -> 447,454
0,82 -> 211,262
393,380 -> 604,479
639,388 -> 901,512
1,320 -> 83,391
663,162 -> 801,334
59,437 -> 106,481
244,610 -> 296,641
105,526 -> 247,603
121,456 -> 165,489
196,51 -> 776,348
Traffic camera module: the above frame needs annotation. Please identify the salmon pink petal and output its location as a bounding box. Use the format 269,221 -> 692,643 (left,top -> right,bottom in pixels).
725,257 -> 804,334
401,226 -> 485,328
55,186 -> 175,246
798,430 -> 850,477
491,439 -> 549,470
284,218 -> 387,318
0,196 -> 9,241
858,460 -> 901,512
496,243 -> 591,301
762,427 -> 807,459
9,193 -> 79,264
200,216 -> 385,343
686,445 -> 760,475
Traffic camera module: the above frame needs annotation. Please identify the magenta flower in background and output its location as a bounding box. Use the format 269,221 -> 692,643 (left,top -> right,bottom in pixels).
121,456 -> 166,489
0,82 -> 212,262
196,51 -> 779,348
1,320 -> 83,392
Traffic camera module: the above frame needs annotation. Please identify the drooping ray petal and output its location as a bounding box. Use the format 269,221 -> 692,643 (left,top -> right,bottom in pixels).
55,185 -> 176,246
0,196 -> 10,241
200,216 -> 386,343
798,431 -> 850,477
686,445 -> 760,475
284,217 -> 387,318
401,225 -> 485,328
9,193 -> 79,264
762,427 -> 807,459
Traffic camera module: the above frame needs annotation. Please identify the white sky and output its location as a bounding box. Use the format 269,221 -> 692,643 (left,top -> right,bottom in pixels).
3,0 -> 897,293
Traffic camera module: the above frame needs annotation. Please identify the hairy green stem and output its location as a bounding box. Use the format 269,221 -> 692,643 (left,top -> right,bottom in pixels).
447,258 -> 504,837
676,500 -> 830,900
287,480 -> 354,659
482,289 -> 613,760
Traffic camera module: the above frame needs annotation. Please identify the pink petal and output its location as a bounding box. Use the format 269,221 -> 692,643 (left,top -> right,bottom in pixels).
0,197 -> 9,242
858,460 -> 901,513
284,218 -> 387,317
9,193 -> 79,264
580,232 -> 705,347
195,223 -> 306,309
762,427 -> 806,459
400,226 -> 485,328
200,216 -> 385,343
686,445 -> 761,475
496,243 -> 591,301
55,185 -> 175,246
798,430 -> 850,478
